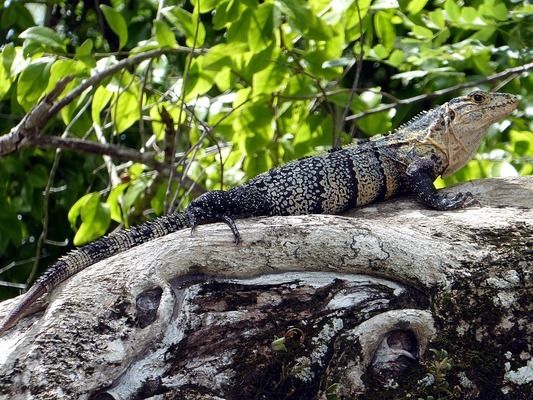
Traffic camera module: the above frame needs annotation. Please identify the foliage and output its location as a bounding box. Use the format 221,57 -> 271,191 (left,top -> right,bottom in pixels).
0,0 -> 531,298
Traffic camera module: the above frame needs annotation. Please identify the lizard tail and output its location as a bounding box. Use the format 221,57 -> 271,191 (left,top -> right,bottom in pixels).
0,212 -> 192,335
0,284 -> 47,334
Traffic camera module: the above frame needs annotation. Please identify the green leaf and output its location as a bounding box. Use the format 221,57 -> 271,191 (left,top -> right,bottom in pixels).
278,0 -> 333,41
75,39 -> 95,66
243,43 -> 279,78
2,44 -> 16,77
508,130 -> 533,156
412,25 -> 434,39
123,178 -> 150,211
375,11 -> 396,50
461,7 -> 478,23
372,44 -> 390,59
197,0 -> 219,13
107,183 -> 128,223
359,110 -> 391,135
113,88 -> 140,133
19,26 -> 66,53
433,27 -> 451,46
429,9 -> 446,29
1,2 -> 35,32
185,59 -> 215,100
388,49 -> 405,67
252,62 -> 287,95
100,5 -> 128,50
245,150 -> 272,177
444,0 -> 461,22
162,6 -> 206,47
92,85 -> 113,126
234,102 -> 274,158
213,0 -> 243,29
407,0 -> 428,15
248,2 -> 280,52
16,58 -> 53,111
45,59 -> 87,124
76,39 -> 93,58
470,27 -> 495,42
68,193 -> 111,246
154,20 -> 177,48
491,2 -> 508,21
227,7 -> 252,43
284,74 -> 315,97
200,43 -> 243,72
0,52 -> 12,101
47,59 -> 86,91
150,183 -> 168,215
293,114 -> 333,155
129,163 -> 146,179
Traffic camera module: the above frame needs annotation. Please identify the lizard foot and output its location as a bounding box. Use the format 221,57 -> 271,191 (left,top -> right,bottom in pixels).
184,190 -> 242,244
434,191 -> 479,210
185,207 -> 241,244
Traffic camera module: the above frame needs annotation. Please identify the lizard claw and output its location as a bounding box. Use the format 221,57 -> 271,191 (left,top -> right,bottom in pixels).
437,191 -> 479,210
220,215 -> 241,244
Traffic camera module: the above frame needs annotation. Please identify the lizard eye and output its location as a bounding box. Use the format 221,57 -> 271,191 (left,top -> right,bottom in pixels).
473,93 -> 485,102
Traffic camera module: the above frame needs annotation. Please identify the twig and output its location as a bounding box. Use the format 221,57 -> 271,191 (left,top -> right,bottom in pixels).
186,104 -> 225,188
346,62 -> 533,122
27,148 -> 62,288
341,0 -> 364,140
0,280 -> 27,290
165,1 -> 202,213
47,47 -> 204,118
93,123 -> 121,187
160,106 -> 177,167
27,97 -> 92,287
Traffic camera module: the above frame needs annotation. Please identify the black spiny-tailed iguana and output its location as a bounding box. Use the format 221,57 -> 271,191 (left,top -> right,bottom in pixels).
0,90 -> 518,334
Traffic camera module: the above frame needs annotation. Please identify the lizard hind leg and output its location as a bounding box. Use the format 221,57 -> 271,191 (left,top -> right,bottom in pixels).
184,190 -> 242,243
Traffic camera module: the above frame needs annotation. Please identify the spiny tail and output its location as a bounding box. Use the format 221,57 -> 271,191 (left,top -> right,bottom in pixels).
0,212 -> 191,335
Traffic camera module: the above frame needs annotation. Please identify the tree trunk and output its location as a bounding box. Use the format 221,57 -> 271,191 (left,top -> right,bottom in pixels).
0,177 -> 531,400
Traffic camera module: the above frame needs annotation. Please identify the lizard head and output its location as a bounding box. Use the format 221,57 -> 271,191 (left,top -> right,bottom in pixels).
440,90 -> 518,177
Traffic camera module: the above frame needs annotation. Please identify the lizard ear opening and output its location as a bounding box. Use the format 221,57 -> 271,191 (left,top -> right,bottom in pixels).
449,108 -> 456,120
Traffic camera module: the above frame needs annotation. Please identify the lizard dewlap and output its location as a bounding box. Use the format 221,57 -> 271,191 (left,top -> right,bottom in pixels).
0,90 -> 518,335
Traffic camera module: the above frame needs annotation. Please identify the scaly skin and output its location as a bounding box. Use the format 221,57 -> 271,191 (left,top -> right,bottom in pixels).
0,90 -> 518,334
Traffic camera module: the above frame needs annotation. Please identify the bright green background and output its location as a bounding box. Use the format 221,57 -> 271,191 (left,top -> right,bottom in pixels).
0,0 -> 531,299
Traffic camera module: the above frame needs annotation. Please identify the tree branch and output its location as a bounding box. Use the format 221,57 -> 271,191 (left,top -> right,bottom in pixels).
0,77 -> 73,155
31,135 -> 158,165
345,62 -> 533,122
0,47 -> 204,158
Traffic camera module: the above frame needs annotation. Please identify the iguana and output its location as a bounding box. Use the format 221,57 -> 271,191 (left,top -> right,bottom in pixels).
0,90 -> 518,334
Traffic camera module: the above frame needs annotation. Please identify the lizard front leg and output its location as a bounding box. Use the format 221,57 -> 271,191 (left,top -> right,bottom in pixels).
406,158 -> 477,210
185,191 -> 242,243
